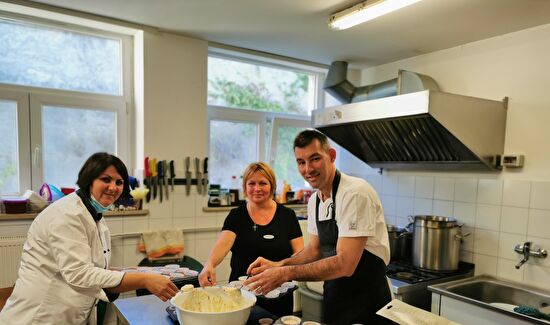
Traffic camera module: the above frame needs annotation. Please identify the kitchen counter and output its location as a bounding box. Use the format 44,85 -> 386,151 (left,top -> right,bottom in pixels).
113,294 -> 277,325
113,295 -> 173,325
0,209 -> 149,221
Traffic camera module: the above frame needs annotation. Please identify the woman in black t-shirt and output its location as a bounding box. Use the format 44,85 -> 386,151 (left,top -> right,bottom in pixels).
198,162 -> 304,316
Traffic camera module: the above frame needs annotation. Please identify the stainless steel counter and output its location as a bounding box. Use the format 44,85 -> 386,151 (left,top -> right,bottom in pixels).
113,295 -> 173,325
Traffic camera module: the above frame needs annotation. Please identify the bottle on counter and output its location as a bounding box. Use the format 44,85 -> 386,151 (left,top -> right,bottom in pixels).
229,175 -> 240,205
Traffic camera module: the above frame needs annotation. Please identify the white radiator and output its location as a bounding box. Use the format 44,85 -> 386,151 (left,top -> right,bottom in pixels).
0,236 -> 26,288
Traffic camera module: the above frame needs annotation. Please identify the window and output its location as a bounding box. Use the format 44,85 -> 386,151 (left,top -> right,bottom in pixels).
208,52 -> 326,193
0,14 -> 132,195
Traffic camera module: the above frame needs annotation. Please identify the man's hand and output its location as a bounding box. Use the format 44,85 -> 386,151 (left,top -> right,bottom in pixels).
198,264 -> 216,287
246,257 -> 282,276
144,274 -> 178,301
243,266 -> 289,295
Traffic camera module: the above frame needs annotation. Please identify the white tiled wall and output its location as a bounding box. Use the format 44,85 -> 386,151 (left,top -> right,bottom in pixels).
367,174 -> 550,291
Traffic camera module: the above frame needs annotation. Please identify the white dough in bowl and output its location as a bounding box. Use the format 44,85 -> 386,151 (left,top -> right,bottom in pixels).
171,285 -> 257,325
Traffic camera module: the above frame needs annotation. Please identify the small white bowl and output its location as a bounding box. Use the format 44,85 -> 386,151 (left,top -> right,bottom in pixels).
259,317 -> 274,325
280,315 -> 301,325
264,289 -> 280,299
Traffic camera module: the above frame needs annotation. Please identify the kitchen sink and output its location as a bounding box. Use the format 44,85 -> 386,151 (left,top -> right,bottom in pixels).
429,275 -> 550,324
442,276 -> 550,308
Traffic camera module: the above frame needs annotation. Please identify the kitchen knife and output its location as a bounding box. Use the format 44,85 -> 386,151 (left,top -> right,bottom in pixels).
151,158 -> 157,200
185,157 -> 191,196
157,160 -> 163,203
162,160 -> 169,200
202,157 -> 208,196
169,160 -> 175,192
144,157 -> 151,202
195,157 -> 202,195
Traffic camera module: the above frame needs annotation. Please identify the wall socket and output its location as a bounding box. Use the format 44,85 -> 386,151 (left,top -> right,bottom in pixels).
502,154 -> 524,168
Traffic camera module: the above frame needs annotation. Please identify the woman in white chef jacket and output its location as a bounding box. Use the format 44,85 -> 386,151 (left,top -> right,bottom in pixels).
0,152 -> 178,325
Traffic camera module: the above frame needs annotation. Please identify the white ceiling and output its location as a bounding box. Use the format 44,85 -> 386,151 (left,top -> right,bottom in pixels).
30,0 -> 550,68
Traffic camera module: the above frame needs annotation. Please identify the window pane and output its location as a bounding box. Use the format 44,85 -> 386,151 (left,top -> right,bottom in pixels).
0,100 -> 18,194
208,57 -> 313,115
209,120 -> 257,189
42,106 -> 117,188
273,126 -> 308,192
0,19 -> 121,95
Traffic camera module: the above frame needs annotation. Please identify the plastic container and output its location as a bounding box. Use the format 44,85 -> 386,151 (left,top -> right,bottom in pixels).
61,187 -> 75,195
2,198 -> 28,214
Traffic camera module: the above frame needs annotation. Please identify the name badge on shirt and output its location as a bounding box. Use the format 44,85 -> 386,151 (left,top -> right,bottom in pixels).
263,234 -> 275,240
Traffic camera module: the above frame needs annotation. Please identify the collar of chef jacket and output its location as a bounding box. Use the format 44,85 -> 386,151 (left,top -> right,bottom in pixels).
76,189 -> 103,222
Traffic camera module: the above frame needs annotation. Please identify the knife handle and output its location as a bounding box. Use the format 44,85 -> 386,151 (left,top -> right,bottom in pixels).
157,160 -> 163,177
194,157 -> 200,171
144,157 -> 151,177
151,159 -> 157,177
169,160 -> 175,178
162,160 -> 168,177
185,157 -> 190,171
203,157 -> 208,174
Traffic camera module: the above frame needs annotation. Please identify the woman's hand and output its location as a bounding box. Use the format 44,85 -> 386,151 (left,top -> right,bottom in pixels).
198,265 -> 216,287
143,274 -> 178,301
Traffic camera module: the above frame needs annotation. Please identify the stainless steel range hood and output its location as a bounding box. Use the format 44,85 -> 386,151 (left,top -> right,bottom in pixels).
314,69 -> 508,171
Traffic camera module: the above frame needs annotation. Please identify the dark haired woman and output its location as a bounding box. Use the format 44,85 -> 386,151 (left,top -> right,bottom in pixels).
0,153 -> 178,325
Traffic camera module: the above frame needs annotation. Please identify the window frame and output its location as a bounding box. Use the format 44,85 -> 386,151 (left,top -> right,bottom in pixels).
0,11 -> 134,195
0,88 -> 31,193
29,91 -> 128,190
207,49 -> 328,187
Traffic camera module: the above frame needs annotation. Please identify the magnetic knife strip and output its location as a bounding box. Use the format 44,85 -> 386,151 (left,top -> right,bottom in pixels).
143,178 -> 207,186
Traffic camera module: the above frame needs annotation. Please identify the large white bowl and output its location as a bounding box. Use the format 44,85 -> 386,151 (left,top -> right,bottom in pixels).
170,288 -> 257,325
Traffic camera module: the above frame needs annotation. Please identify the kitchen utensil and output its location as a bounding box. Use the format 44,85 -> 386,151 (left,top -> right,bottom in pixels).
412,215 -> 469,271
39,183 -> 64,202
2,197 -> 28,214
195,157 -> 202,195
185,157 -> 191,195
170,288 -> 256,325
60,187 -> 75,195
489,302 -> 518,312
144,157 -> 152,202
387,225 -> 412,261
202,158 -> 208,196
151,158 -> 158,200
157,160 -> 163,202
163,160 -> 169,200
169,160 -> 175,192
130,188 -> 150,202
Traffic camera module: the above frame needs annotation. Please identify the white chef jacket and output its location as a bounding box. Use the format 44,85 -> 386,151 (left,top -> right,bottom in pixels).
307,172 -> 391,265
0,192 -> 124,325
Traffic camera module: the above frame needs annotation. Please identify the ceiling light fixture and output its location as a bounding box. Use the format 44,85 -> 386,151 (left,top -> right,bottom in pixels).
329,0 -> 423,30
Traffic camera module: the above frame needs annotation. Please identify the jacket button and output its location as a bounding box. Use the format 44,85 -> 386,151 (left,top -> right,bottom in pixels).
104,250 -> 107,253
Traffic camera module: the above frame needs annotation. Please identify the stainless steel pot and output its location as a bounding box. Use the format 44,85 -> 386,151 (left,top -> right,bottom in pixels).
412,215 -> 469,271
387,225 -> 412,261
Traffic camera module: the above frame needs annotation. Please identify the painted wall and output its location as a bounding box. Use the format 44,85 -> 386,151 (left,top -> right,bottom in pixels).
347,23 -> 550,290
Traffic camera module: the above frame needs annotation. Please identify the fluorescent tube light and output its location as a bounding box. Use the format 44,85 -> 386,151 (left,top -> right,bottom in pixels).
329,0 -> 422,30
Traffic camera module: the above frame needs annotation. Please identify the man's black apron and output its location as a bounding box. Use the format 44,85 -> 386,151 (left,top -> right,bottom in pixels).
316,170 -> 392,325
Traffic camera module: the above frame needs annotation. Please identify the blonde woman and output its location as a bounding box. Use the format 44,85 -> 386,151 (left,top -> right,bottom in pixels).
199,162 -> 303,317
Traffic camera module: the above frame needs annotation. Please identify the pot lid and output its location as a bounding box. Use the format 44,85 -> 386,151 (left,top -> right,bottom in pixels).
413,215 -> 458,228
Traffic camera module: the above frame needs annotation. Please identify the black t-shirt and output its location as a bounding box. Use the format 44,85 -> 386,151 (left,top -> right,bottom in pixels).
223,202 -> 303,281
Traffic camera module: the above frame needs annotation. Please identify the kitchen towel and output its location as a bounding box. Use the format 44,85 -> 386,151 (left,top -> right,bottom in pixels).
138,230 -> 185,259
